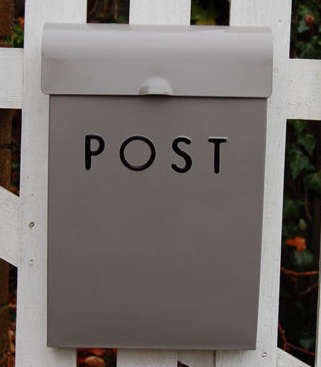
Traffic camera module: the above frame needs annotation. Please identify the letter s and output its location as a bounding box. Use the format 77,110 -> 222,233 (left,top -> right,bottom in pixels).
171,137 -> 192,173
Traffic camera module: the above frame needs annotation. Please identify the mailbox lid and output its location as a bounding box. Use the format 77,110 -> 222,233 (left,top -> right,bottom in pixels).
42,23 -> 273,98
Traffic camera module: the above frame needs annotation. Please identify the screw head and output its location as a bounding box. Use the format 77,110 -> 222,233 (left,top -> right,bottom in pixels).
29,221 -> 35,228
261,352 -> 267,358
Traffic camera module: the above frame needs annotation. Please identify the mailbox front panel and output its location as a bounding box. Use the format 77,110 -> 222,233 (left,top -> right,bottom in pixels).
48,95 -> 266,349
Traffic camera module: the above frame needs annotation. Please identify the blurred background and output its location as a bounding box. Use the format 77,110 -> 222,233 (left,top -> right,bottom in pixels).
0,0 -> 320,366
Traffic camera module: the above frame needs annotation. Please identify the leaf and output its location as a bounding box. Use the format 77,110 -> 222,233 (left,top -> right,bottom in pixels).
291,120 -> 305,136
298,133 -> 316,156
282,223 -> 297,240
290,249 -> 314,268
298,218 -> 307,231
298,20 -> 310,33
304,171 -> 321,196
283,199 -> 303,219
299,335 -> 315,351
287,145 -> 314,180
192,3 -> 217,25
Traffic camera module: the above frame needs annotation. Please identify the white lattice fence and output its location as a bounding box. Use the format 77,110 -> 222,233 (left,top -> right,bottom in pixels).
0,0 -> 320,366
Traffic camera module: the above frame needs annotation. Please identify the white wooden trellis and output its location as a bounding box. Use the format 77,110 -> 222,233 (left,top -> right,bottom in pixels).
0,0 -> 320,366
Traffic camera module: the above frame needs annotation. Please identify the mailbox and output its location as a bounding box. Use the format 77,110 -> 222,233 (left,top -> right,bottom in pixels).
42,24 -> 273,350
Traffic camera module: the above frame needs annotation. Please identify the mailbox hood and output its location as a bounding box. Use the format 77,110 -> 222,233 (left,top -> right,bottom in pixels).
42,23 -> 273,98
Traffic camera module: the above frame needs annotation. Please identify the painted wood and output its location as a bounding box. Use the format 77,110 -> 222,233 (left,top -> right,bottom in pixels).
2,0 -> 316,366
0,187 -> 19,267
178,351 -> 215,367
130,0 -> 191,25
216,0 -> 292,366
0,48 -> 23,109
288,59 -> 321,121
118,350 -> 177,367
15,1 -> 87,367
277,348 -> 310,367
119,1 -> 200,366
118,350 -> 215,367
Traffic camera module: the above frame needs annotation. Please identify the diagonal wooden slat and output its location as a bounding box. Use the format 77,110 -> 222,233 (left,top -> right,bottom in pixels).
0,186 -> 19,267
287,59 -> 321,121
0,48 -> 23,109
178,351 -> 215,367
277,348 -> 310,367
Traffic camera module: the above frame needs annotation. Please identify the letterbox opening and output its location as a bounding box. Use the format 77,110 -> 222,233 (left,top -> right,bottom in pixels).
42,23 -> 273,350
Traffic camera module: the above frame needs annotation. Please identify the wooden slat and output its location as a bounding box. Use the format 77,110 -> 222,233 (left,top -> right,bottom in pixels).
0,48 -> 23,109
129,0 -> 191,25
216,0 -> 292,366
15,2 -> 87,367
0,187 -> 19,267
277,348 -> 310,367
118,350 -> 215,367
118,350 -> 177,367
8,2 -> 319,367
118,1 -> 198,367
287,59 -> 321,121
178,351 -> 215,367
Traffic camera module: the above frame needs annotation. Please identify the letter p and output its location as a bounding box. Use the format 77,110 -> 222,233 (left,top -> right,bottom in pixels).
85,135 -> 105,170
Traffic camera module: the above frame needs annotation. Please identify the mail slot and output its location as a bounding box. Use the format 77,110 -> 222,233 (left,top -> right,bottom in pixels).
42,23 -> 273,350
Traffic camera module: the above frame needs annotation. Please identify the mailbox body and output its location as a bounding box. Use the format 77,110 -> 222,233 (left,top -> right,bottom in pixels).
42,24 -> 273,350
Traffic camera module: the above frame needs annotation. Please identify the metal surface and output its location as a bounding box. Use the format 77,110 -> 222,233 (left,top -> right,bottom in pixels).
47,96 -> 266,349
42,23 -> 273,98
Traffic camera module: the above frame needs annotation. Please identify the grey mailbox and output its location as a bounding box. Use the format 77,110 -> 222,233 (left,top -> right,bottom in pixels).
42,23 -> 273,350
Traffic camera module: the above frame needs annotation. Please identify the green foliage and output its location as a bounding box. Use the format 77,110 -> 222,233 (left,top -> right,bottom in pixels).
280,119 -> 321,365
286,120 -> 320,189
299,334 -> 315,352
87,0 -> 129,23
6,22 -> 24,48
290,248 -> 314,268
298,134 -> 316,157
304,171 -> 321,196
291,0 -> 321,59
287,144 -> 314,180
191,0 -> 230,25
283,199 -> 304,220
298,218 -> 308,231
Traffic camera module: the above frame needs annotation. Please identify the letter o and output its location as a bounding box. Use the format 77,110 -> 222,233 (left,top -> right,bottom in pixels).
120,136 -> 156,171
